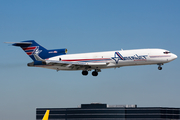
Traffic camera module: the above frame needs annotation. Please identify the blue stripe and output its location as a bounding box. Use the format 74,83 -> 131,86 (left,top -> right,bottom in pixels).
116,52 -> 124,60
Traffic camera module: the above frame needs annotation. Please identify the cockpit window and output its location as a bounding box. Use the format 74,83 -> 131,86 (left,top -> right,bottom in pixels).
163,51 -> 171,54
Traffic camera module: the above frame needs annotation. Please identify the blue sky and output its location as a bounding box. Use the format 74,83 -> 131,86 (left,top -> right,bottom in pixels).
0,0 -> 180,120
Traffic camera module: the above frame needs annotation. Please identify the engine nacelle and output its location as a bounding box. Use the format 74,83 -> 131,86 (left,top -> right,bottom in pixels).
27,61 -> 46,66
48,48 -> 67,54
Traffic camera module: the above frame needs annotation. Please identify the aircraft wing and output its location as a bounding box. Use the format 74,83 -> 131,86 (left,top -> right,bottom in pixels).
46,60 -> 109,69
33,54 -> 109,70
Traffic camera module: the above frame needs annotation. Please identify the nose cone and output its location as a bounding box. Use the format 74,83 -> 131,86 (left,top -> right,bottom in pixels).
172,54 -> 178,61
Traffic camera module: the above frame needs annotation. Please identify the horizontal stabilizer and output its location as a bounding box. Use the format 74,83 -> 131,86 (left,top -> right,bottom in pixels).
5,42 -> 32,46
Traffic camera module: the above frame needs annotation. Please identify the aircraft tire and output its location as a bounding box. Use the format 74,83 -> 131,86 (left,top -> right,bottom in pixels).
92,71 -> 98,76
82,70 -> 88,76
158,67 -> 162,70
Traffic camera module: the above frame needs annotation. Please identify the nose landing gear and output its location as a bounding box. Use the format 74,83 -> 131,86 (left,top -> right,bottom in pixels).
158,66 -> 162,70
157,63 -> 163,70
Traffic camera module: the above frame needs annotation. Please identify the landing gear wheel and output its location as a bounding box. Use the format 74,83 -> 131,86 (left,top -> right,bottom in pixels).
157,63 -> 163,70
92,71 -> 98,76
82,70 -> 88,76
158,67 -> 162,70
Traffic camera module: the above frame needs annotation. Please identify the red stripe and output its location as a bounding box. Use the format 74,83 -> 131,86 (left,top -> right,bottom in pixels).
26,52 -> 33,55
149,55 -> 171,58
116,52 -> 123,60
134,59 -> 147,61
62,58 -> 110,62
22,46 -> 36,51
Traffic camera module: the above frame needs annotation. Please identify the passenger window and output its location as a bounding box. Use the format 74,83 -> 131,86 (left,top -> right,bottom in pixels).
59,58 -> 61,61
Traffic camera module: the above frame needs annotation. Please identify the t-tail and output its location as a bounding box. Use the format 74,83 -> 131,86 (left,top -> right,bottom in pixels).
9,40 -> 67,62
42,110 -> 50,120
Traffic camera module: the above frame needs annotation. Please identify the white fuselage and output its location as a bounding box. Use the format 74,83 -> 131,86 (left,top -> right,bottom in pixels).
40,48 -> 177,71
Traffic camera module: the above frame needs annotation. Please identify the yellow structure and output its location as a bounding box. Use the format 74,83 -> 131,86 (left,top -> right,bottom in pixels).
42,110 -> 50,120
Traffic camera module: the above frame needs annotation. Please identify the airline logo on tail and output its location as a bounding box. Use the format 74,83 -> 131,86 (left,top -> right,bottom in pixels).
112,52 -> 147,64
22,46 -> 42,55
42,110 -> 50,120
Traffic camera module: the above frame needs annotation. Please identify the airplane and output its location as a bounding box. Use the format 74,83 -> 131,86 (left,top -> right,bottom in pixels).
42,110 -> 50,120
6,40 -> 177,76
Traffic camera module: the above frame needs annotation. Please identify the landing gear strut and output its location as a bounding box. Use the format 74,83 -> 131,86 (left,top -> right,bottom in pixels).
158,64 -> 163,70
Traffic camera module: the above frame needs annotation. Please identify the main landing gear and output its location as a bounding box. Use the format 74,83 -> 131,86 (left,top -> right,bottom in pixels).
92,70 -> 98,76
82,70 -> 88,76
82,69 -> 100,76
157,63 -> 163,70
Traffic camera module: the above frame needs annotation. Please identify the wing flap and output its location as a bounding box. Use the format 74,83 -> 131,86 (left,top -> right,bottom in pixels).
46,60 -> 109,69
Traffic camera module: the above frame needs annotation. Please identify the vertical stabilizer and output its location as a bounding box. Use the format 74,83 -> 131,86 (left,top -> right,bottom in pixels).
42,110 -> 50,120
8,40 -> 67,62
12,40 -> 48,61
